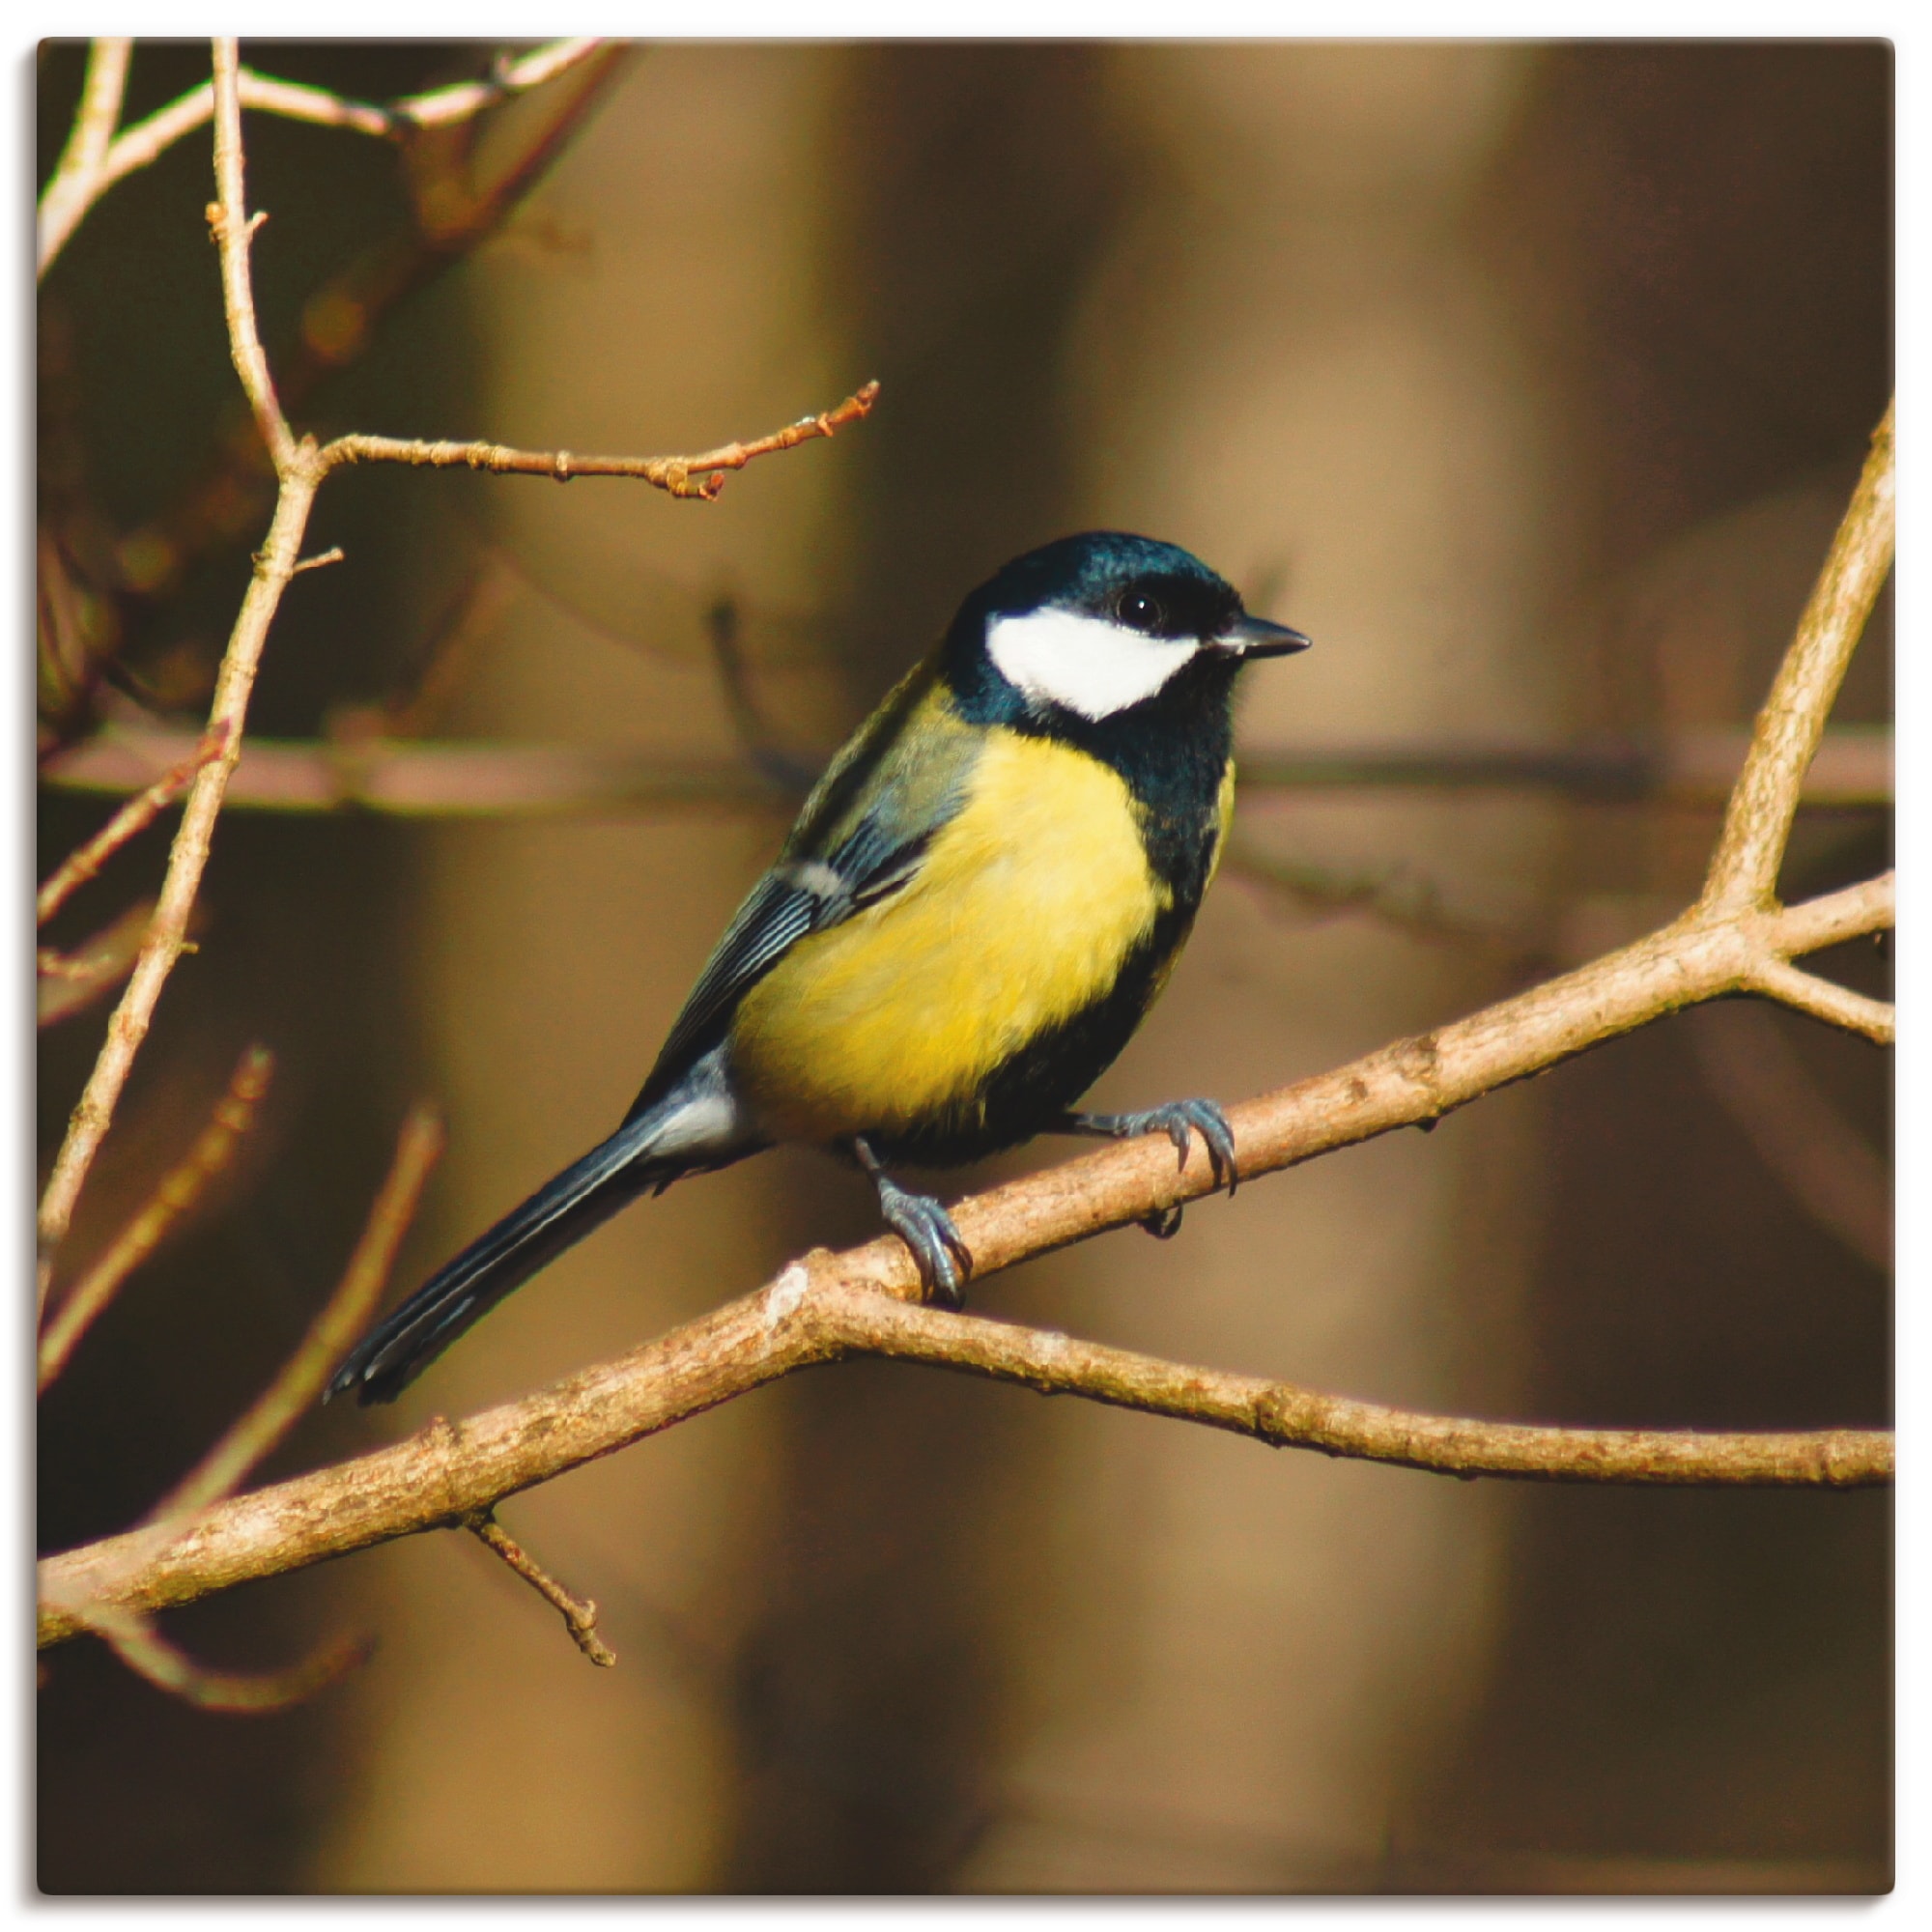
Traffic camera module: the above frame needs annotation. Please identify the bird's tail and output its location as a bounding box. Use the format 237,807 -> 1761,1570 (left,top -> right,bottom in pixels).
327,1065 -> 751,1406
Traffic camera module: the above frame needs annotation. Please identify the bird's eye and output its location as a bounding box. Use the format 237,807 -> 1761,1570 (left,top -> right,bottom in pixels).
1117,589 -> 1165,633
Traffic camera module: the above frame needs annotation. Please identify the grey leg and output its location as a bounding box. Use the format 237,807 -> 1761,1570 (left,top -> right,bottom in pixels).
853,1137 -> 973,1309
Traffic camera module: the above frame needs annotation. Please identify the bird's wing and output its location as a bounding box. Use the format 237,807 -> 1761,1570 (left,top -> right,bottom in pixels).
626,660 -> 980,1118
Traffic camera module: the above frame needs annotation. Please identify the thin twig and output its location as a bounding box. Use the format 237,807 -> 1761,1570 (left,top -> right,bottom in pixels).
40,1102 -> 440,1687
79,1600 -> 369,1716
321,380 -> 881,501
151,1107 -> 443,1523
36,900 -> 155,1030
114,46 -> 630,602
37,727 -> 226,926
207,43 -> 296,474
1690,1004 -> 1891,1272
1743,958 -> 1894,1045
465,1510 -> 617,1666
38,1046 -> 275,1385
36,40 -> 607,280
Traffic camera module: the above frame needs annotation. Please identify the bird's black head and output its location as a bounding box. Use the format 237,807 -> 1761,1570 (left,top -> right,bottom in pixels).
943,531 -> 1309,732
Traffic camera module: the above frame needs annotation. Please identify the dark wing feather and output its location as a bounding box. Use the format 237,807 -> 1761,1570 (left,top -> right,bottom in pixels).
627,874 -> 817,1118
626,658 -> 980,1120
627,826 -> 935,1120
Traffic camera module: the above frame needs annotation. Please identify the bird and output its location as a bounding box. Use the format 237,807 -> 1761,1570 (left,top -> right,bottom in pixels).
327,531 -> 1309,1405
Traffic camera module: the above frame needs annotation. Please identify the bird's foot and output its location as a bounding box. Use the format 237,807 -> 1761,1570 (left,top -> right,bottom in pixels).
1062,1098 -> 1239,1194
853,1138 -> 973,1308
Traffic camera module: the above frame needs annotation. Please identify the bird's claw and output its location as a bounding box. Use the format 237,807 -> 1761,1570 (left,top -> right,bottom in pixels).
1069,1098 -> 1238,1194
874,1175 -> 973,1309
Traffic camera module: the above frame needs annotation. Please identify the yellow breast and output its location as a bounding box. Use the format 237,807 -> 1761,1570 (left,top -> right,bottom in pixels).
728,728 -> 1168,1147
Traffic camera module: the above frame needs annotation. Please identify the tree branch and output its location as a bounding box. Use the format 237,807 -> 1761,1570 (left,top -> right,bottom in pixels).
1743,958 -> 1893,1046
33,43 -> 320,1307
37,724 -> 1895,820
42,1106 -> 441,1657
34,44 -> 878,1324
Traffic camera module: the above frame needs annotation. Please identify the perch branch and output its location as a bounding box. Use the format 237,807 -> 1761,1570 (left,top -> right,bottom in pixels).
37,1172 -> 1896,1647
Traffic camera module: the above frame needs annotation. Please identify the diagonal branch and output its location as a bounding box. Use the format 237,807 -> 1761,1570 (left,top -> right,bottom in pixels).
38,1045 -> 275,1378
35,39 -> 132,276
465,1510 -> 616,1666
42,1106 -> 441,1665
35,863 -> 1894,1651
37,727 -> 225,926
1701,401 -> 1894,912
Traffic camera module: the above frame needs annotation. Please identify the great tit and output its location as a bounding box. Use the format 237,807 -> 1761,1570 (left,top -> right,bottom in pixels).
328,531 -> 1309,1405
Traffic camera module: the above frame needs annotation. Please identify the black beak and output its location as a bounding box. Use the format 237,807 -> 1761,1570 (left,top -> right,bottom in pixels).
1211,611 -> 1312,659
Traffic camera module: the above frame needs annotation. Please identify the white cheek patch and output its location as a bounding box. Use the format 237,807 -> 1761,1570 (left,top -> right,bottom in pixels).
986,608 -> 1200,721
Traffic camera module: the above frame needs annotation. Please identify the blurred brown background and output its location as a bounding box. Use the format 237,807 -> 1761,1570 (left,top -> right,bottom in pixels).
37,41 -> 1891,1894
